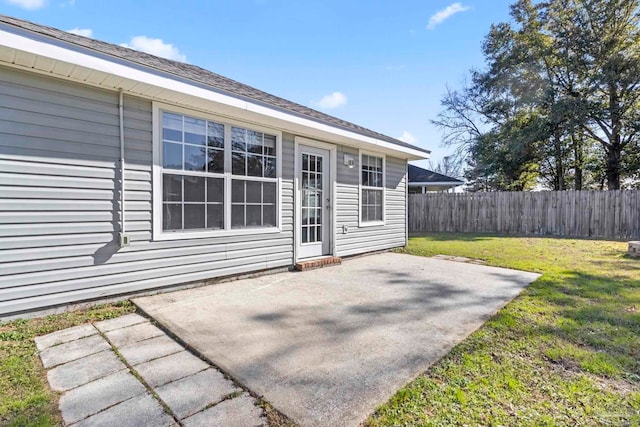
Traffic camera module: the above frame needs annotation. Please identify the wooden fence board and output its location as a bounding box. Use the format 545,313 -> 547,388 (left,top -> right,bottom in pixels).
408,190 -> 640,240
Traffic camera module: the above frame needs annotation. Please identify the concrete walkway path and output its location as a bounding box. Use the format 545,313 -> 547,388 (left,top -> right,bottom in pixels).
36,313 -> 265,426
135,253 -> 541,427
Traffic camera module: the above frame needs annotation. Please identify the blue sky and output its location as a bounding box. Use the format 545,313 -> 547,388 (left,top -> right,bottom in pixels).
1,0 -> 513,169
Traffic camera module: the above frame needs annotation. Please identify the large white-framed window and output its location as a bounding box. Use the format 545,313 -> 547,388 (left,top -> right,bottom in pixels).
152,103 -> 281,240
359,151 -> 385,226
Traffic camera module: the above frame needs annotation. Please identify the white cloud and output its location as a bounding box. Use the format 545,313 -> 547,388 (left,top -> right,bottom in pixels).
120,36 -> 187,62
398,131 -> 417,144
67,28 -> 93,38
427,2 -> 470,30
5,0 -> 48,10
312,92 -> 348,110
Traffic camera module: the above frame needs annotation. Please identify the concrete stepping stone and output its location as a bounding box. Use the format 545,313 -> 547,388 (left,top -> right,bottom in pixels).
182,393 -> 265,427
118,334 -> 184,366
135,350 -> 209,388
155,368 -> 240,419
47,349 -> 125,391
35,324 -> 96,351
59,370 -> 147,425
94,313 -> 148,333
104,321 -> 163,347
72,393 -> 174,427
39,334 -> 110,369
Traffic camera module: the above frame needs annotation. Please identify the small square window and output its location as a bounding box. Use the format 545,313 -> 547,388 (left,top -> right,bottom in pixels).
361,154 -> 384,224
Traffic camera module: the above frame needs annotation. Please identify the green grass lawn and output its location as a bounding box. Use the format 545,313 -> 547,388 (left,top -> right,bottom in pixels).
1,235 -> 638,426
367,234 -> 640,426
0,302 -> 135,426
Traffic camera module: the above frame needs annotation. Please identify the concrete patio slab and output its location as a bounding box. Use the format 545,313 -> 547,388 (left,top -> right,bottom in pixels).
135,252 -> 540,427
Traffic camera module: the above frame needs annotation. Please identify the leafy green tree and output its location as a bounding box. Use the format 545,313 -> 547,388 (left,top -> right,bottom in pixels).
435,0 -> 640,190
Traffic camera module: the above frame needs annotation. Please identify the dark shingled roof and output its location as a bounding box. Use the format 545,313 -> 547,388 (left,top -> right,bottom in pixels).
0,14 -> 430,155
408,164 -> 464,184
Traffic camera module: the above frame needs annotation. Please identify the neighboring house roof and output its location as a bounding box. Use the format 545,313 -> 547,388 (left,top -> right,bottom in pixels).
0,14 -> 430,157
408,164 -> 464,186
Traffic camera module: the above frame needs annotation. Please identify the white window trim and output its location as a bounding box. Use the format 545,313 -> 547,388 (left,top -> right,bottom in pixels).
152,101 -> 283,241
358,149 -> 386,227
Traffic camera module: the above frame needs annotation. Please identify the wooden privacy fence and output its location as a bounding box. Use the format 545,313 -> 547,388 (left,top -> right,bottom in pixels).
408,190 -> 640,240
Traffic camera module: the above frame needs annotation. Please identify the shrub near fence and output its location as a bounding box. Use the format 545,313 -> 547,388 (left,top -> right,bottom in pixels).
408,190 -> 640,240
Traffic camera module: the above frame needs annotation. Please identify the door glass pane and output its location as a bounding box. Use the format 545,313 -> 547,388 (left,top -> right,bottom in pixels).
300,152 -> 326,245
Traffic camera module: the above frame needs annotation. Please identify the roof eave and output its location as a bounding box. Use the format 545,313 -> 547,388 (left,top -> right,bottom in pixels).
0,22 -> 430,160
409,181 -> 464,186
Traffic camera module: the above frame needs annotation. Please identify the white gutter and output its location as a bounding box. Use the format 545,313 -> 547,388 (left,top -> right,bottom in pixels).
409,181 -> 464,186
0,25 -> 430,160
118,88 -> 128,247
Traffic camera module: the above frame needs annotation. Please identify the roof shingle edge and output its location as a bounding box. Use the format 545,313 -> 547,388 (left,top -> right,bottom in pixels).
0,14 -> 430,155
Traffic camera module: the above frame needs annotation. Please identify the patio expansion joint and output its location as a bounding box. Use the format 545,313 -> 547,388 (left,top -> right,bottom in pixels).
93,318 -> 184,426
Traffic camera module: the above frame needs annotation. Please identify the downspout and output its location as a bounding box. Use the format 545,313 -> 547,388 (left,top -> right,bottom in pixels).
118,88 -> 129,247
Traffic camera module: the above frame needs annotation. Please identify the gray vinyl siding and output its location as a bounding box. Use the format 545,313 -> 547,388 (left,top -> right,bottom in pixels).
0,66 -> 294,316
335,145 -> 407,257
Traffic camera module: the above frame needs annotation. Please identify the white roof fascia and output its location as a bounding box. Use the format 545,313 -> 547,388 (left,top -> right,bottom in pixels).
0,25 -> 430,160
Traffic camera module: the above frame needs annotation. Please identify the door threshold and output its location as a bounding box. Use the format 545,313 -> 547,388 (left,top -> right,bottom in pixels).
294,256 -> 342,271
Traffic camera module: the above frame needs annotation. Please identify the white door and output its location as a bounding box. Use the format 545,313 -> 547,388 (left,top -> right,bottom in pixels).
298,145 -> 331,259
